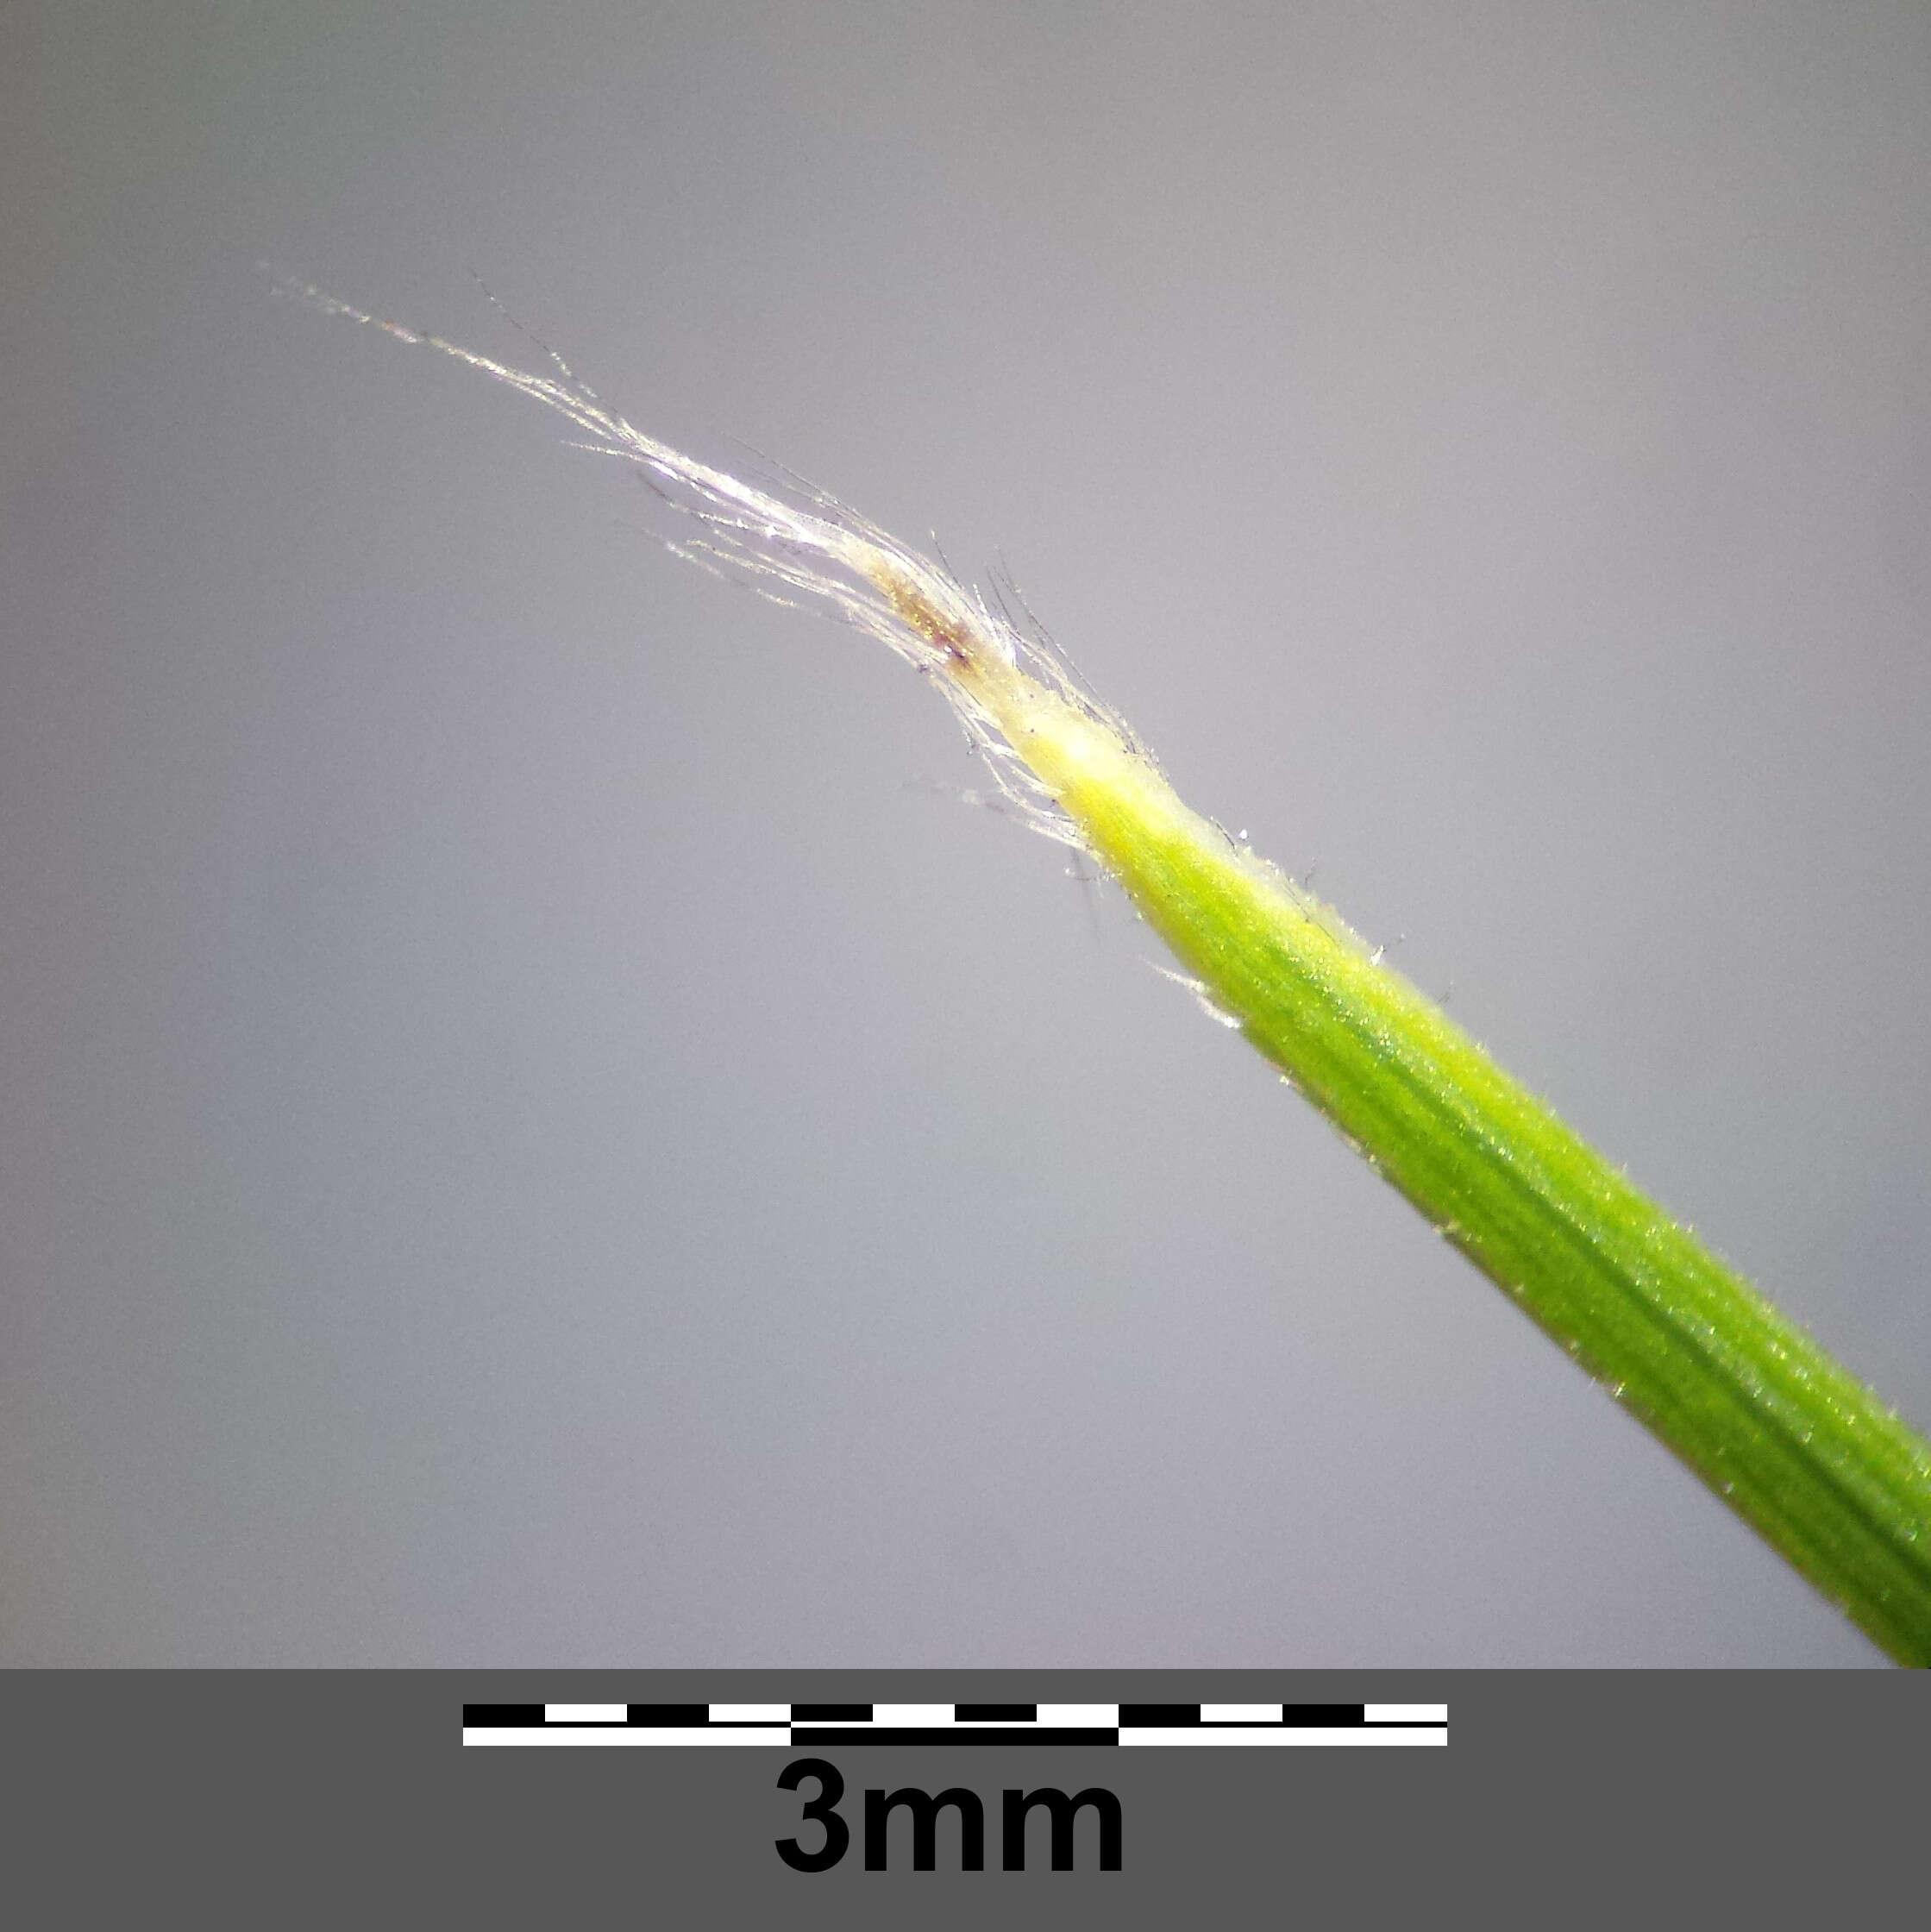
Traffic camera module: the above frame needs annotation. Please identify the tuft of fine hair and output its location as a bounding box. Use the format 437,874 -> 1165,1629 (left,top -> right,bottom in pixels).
275,279 -> 1144,850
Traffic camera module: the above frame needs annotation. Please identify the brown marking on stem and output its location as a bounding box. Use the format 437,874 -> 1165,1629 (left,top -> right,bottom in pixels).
865,559 -> 983,679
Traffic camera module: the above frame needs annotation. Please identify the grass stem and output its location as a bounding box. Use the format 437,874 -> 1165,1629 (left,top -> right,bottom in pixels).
296,284 -> 1931,1661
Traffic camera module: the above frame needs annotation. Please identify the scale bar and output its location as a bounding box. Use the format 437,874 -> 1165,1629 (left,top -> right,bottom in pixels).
462,1700 -> 1447,1748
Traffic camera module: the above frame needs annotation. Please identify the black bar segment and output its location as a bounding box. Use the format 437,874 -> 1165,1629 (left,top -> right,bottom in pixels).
462,1705 -> 544,1727
1280,1704 -> 1365,1726
791,1704 -> 872,1723
792,1726 -> 1118,1749
1118,1704 -> 1201,1728
954,1704 -> 1038,1723
624,1704 -> 712,1727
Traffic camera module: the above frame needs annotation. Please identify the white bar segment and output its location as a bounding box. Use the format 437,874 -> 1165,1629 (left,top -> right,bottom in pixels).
1120,1728 -> 1445,1747
1035,1705 -> 1119,1728
543,1704 -> 626,1723
861,1705 -> 956,1728
1201,1704 -> 1285,1725
709,1704 -> 790,1724
466,1727 -> 790,1747
1364,1704 -> 1449,1724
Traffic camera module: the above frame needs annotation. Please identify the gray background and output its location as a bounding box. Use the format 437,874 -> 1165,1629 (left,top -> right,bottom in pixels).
4,1 -> 1927,1666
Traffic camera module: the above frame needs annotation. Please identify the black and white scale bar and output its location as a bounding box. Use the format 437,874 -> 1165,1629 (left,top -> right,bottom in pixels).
462,1702 -> 1446,1747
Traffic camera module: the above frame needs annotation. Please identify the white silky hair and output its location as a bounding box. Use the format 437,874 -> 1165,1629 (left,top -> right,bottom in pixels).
279,279 -> 1140,850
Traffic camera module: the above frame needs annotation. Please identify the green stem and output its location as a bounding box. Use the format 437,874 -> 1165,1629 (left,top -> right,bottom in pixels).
1019,689 -> 1931,1665
297,284 -> 1931,1660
